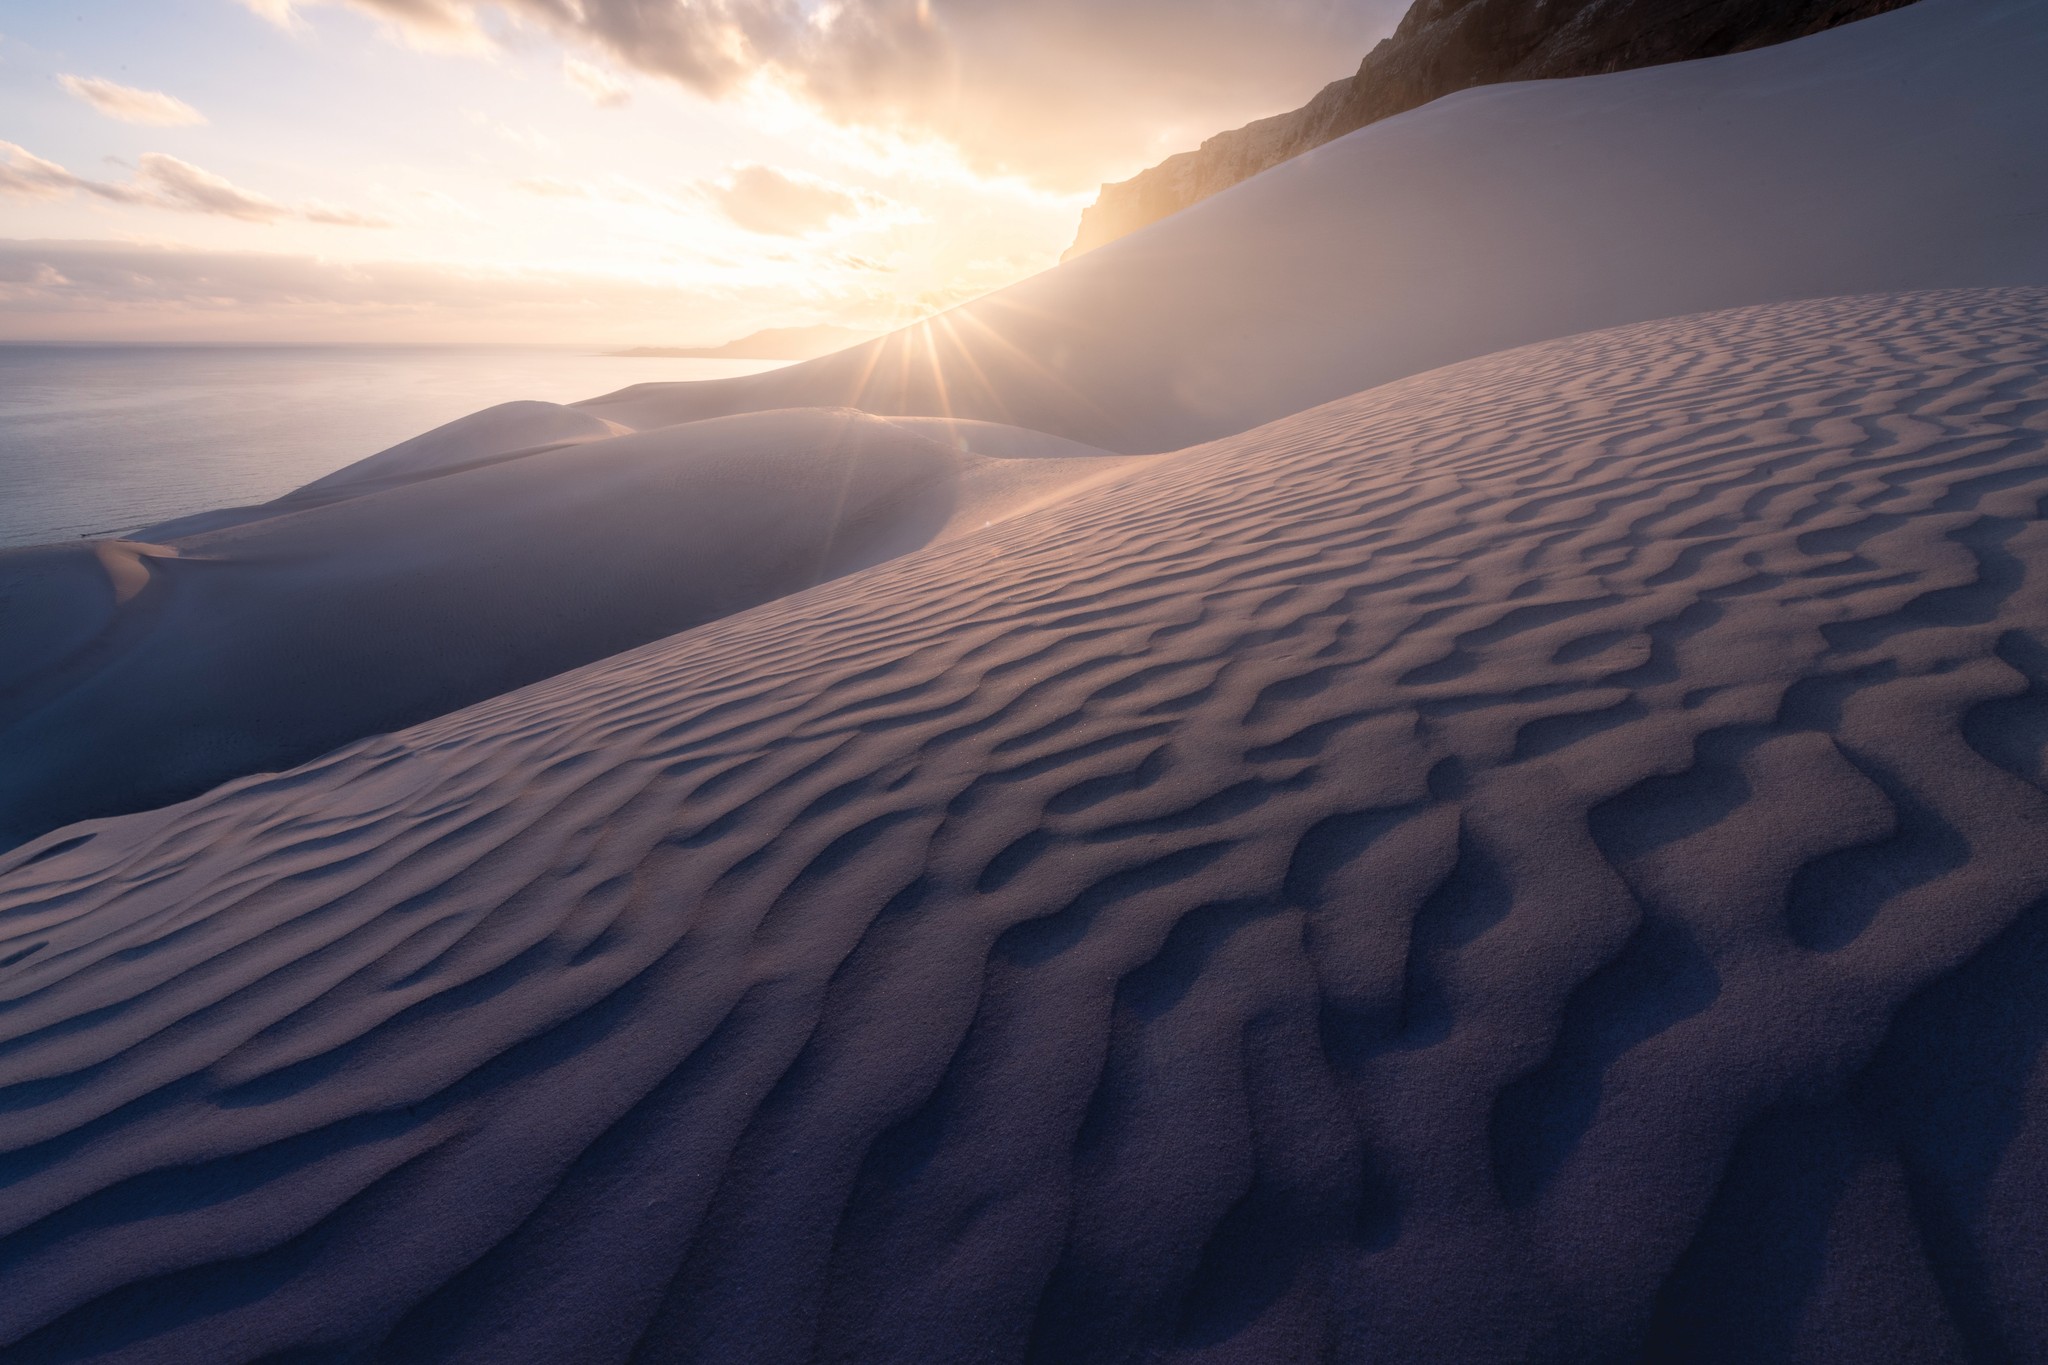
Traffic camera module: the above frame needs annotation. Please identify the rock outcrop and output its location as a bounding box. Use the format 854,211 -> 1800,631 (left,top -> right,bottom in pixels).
1065,0 -> 1921,260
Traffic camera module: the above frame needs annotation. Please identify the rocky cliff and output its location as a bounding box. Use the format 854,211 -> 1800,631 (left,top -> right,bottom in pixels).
1065,0 -> 1922,261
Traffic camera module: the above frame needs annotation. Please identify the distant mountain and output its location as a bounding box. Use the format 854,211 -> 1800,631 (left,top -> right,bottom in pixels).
1065,0 -> 1922,261
611,324 -> 875,361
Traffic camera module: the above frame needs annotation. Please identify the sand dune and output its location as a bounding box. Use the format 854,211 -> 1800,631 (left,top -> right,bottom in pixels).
3,289 -> 2045,1361
132,402 -> 633,542
10,0 -> 2032,863
0,408 -> 1137,851
576,0 -> 2048,454
297,400 -> 632,497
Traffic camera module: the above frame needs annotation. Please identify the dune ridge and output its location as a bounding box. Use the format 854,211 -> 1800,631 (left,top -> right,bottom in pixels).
3,290 -> 2046,1361
1060,0 -> 1921,261
573,0 -> 2048,454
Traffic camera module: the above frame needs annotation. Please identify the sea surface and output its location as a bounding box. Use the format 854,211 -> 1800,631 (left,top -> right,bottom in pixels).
0,345 -> 785,549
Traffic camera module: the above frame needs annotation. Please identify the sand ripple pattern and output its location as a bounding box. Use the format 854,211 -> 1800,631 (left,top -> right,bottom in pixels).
4,290 -> 2048,1362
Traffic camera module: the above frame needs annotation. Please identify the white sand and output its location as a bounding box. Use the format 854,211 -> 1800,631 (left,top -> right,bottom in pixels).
300,400 -> 632,495
3,291 -> 2047,1361
2,0 -> 2047,1359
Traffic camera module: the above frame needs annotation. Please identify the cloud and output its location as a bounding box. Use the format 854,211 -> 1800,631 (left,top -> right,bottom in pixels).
58,75 -> 207,126
301,202 -> 396,227
564,56 -> 631,107
248,0 -> 487,49
0,142 -> 389,227
238,0 -> 1410,190
704,164 -> 871,237
136,154 -> 292,221
0,143 -> 118,201
237,0 -> 301,21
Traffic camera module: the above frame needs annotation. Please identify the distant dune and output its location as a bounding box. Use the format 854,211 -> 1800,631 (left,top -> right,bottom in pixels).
606,324 -> 877,362
2,0 -> 2047,1360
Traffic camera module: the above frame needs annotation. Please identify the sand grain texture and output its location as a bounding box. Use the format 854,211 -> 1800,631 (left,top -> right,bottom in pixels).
2,291 -> 2047,1362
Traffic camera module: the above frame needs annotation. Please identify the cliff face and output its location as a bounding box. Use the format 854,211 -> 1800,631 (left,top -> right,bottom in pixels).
1064,0 -> 1922,261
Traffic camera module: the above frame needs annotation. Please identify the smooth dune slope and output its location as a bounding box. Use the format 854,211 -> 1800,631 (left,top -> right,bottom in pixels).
134,402 -> 632,542
2,290 -> 2047,1362
577,0 -> 2048,454
296,400 -> 631,497
0,408 -> 1136,851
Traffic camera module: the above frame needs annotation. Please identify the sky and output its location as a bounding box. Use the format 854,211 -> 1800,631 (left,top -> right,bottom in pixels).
0,0 -> 1403,345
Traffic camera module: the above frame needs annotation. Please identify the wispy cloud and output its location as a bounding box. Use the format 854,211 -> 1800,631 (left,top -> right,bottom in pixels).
564,56 -> 630,108
0,142 -> 389,227
703,164 -> 887,237
300,202 -> 394,227
244,0 -> 487,50
236,0 -> 301,22
136,154 -> 296,221
58,75 -> 207,126
0,144 -> 107,201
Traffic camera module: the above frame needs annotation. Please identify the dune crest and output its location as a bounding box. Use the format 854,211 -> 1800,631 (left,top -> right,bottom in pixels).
1061,0 -> 1920,260
573,0 -> 2048,454
88,540 -> 177,606
298,401 -> 632,497
3,290 -> 2046,1361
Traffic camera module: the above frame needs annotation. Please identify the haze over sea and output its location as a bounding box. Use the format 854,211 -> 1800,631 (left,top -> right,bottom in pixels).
0,346 -> 783,549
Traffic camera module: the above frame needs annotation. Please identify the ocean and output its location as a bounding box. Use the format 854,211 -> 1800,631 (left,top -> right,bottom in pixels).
0,345 -> 785,549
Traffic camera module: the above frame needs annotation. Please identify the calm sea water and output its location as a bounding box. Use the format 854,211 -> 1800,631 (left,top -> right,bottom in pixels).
0,346 -> 785,549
